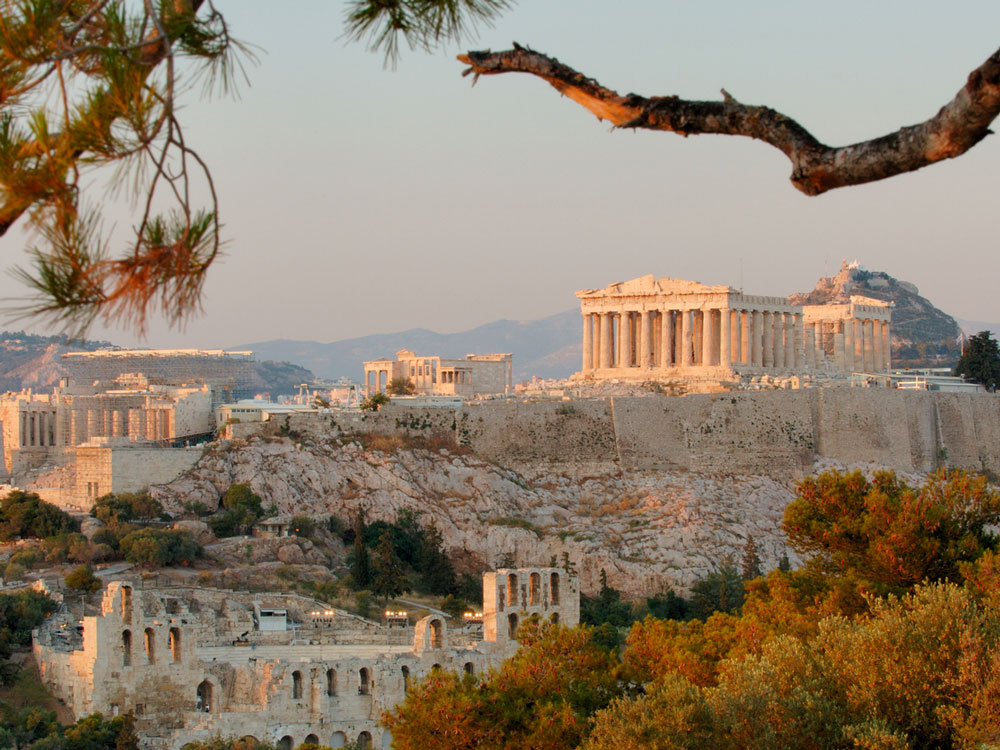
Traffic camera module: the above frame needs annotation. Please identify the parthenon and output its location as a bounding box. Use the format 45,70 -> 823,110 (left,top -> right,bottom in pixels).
576,275 -> 891,380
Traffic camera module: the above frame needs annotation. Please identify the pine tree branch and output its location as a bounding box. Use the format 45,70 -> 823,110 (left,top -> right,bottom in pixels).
458,44 -> 1000,196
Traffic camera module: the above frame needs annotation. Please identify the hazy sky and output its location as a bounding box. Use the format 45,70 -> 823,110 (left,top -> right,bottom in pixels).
4,1 -> 1000,348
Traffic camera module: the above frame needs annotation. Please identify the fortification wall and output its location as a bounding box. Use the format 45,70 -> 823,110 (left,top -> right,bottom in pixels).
238,390 -> 1000,479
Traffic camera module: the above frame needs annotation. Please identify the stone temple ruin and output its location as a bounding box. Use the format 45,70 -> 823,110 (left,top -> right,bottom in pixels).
34,568 -> 578,749
576,274 -> 892,382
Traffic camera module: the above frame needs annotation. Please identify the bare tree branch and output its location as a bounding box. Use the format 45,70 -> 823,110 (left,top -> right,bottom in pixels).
458,44 -> 1000,195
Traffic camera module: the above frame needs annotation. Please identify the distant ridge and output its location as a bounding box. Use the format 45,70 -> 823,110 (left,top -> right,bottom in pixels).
237,309 -> 581,383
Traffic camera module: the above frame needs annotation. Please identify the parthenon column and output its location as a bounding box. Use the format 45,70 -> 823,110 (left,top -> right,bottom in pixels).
599,313 -> 613,369
872,319 -> 883,372
882,322 -> 891,371
783,314 -> 795,369
843,318 -> 855,371
681,311 -> 693,366
616,313 -> 628,369
719,308 -> 731,367
582,313 -> 593,371
774,315 -> 785,369
762,312 -> 773,368
661,310 -> 674,367
834,324 -> 846,370
863,319 -> 875,373
794,314 -> 805,369
731,311 -> 740,364
751,311 -> 763,367
641,311 -> 654,368
738,310 -> 748,365
805,324 -> 816,369
702,309 -> 715,366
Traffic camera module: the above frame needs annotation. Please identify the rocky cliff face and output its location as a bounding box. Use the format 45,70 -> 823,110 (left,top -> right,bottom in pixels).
151,435 -> 802,597
790,262 -> 961,366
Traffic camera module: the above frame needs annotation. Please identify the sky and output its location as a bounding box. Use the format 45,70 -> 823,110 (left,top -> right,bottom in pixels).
4,1 -> 1000,349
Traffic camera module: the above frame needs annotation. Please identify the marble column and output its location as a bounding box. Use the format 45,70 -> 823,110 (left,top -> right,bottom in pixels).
762,312 -> 773,368
617,313 -> 628,369
681,311 -> 693,366
882,322 -> 891,372
739,311 -> 749,364
662,310 -> 674,367
592,314 -> 601,371
599,313 -> 613,369
638,311 -> 651,368
752,310 -> 763,367
719,308 -> 731,366
774,315 -> 785,370
864,319 -> 875,373
843,318 -> 855,371
872,319 -> 883,372
794,314 -> 805,369
731,310 -> 741,364
784,314 -> 795,368
805,324 -> 816,370
582,313 -> 593,371
702,309 -> 715,366
834,323 -> 846,371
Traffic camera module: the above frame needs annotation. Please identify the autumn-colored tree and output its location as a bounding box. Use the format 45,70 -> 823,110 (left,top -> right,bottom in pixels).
384,621 -> 622,750
65,563 -> 101,592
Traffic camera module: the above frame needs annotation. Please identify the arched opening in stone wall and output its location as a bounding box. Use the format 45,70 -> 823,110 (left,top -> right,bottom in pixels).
429,619 -> 442,649
401,666 -> 410,694
357,732 -> 372,749
551,612 -> 560,624
121,630 -> 131,667
144,628 -> 155,664
234,736 -> 259,750
291,671 -> 303,699
326,668 -> 337,696
529,572 -> 540,605
507,573 -> 518,606
169,627 -> 181,663
431,663 -> 441,671
358,668 -> 370,695
277,736 -> 293,750
196,680 -> 213,713
464,662 -> 474,675
550,572 -> 560,604
508,613 -> 518,640
330,731 -> 346,748
121,586 -> 132,624
304,734 -> 319,746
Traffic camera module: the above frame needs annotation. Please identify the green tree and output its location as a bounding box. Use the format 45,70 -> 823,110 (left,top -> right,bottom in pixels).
740,536 -> 763,581
118,528 -> 200,567
954,330 -> 1000,390
65,564 -> 101,593
360,392 -> 390,411
288,514 -> 315,538
0,490 -> 78,541
350,508 -> 372,588
416,521 -> 457,596
371,529 -> 407,603
91,492 -> 165,525
580,569 -> 634,628
387,377 -> 416,396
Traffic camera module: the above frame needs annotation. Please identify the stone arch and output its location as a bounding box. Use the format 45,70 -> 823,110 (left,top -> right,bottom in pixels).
196,680 -> 213,713
358,667 -> 370,695
121,630 -> 132,667
234,736 -> 259,750
291,670 -> 303,699
330,731 -> 346,748
551,612 -> 560,624
144,627 -> 156,664
401,665 -> 410,694
529,571 -> 541,605
507,573 -> 518,606
507,612 -> 518,640
429,618 -> 442,649
550,572 -> 560,604
357,731 -> 372,749
464,661 -> 474,675
326,668 -> 337,696
277,736 -> 293,750
304,734 -> 319,746
169,627 -> 182,663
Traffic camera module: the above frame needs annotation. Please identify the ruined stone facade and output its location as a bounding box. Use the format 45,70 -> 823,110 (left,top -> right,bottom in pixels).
576,275 -> 892,381
0,378 -> 212,476
34,569 -> 578,749
364,350 -> 513,397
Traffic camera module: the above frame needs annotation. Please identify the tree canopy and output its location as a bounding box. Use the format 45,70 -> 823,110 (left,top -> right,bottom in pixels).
954,330 -> 1000,390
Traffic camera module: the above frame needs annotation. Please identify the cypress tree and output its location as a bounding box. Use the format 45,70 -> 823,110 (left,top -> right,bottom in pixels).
351,508 -> 372,588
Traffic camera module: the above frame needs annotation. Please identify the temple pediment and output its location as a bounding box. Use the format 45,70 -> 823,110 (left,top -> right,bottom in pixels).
576,274 -> 732,299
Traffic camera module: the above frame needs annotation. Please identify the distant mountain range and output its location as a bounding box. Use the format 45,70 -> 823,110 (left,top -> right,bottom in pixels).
236,310 -> 581,383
